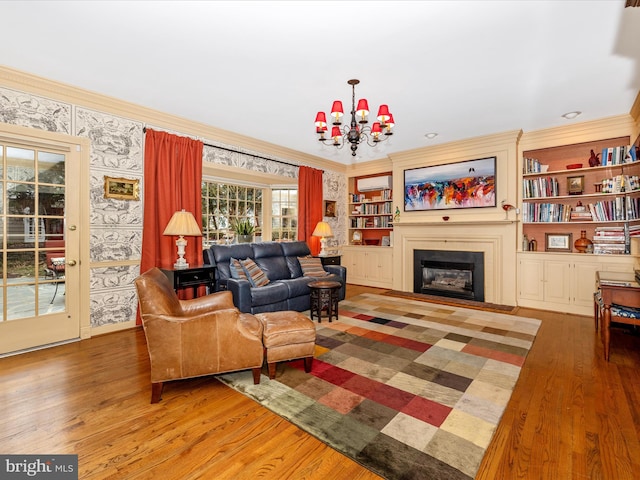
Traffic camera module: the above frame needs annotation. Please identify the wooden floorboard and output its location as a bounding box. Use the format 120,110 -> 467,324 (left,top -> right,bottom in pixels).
1,285 -> 639,479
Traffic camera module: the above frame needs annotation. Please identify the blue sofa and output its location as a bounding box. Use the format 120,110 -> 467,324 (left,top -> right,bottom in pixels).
203,241 -> 347,314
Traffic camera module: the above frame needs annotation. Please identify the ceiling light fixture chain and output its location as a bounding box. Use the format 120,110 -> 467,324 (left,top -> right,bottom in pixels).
314,79 -> 394,157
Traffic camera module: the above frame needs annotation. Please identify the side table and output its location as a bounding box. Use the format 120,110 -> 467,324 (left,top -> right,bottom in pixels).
160,264 -> 217,298
309,280 -> 341,322
314,255 -> 341,266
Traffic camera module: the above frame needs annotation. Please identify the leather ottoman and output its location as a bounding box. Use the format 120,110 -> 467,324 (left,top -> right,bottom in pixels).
255,311 -> 316,379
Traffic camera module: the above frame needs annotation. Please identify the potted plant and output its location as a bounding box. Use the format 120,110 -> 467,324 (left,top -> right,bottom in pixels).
232,218 -> 255,243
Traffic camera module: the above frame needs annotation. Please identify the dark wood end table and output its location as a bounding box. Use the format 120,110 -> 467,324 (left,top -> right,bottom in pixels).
160,264 -> 217,298
309,280 -> 341,323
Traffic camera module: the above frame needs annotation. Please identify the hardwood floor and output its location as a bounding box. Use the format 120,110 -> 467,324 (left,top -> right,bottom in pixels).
1,285 -> 639,479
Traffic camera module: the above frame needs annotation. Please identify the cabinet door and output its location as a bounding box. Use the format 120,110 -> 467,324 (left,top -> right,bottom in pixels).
378,249 -> 394,284
544,260 -> 571,305
351,250 -> 368,281
518,257 -> 544,301
572,261 -> 600,308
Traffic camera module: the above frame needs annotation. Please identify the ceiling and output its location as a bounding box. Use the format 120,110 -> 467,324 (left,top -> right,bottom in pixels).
1,1 -> 639,164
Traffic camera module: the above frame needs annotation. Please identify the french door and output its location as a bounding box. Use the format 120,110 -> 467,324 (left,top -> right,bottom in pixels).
0,126 -> 81,355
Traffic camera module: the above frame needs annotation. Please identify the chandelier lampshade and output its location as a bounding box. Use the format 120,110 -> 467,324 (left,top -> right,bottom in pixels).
314,112 -> 327,128
330,101 -> 344,124
314,79 -> 395,157
377,104 -> 390,123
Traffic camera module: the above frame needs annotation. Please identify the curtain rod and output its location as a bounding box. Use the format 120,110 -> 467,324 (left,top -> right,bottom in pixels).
142,127 -> 304,170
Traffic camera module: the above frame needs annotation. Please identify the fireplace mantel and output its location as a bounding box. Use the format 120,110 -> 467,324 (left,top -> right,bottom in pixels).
394,219 -> 516,227
391,220 -> 518,306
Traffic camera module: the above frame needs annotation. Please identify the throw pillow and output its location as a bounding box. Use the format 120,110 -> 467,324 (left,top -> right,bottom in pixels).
240,258 -> 270,287
229,257 -> 249,281
298,256 -> 329,277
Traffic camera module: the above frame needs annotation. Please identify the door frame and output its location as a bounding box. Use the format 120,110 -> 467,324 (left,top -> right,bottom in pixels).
0,122 -> 91,350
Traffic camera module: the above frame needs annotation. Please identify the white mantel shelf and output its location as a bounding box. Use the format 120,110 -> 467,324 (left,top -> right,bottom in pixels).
394,220 -> 517,226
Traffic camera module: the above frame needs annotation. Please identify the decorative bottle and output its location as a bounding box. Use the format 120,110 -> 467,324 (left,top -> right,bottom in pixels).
523,234 -> 529,251
528,238 -> 537,252
574,230 -> 593,253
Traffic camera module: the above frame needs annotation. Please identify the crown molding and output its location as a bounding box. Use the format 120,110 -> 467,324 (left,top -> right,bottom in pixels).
519,114 -> 635,151
388,130 -> 522,167
0,65 -> 347,174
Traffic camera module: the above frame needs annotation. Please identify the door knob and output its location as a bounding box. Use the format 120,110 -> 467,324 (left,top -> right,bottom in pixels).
67,260 -> 77,266
68,225 -> 77,231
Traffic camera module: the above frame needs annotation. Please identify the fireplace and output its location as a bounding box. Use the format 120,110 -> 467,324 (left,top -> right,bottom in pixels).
414,250 -> 484,302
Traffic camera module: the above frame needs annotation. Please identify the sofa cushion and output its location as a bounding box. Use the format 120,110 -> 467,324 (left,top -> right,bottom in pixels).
241,258 -> 270,287
281,241 -> 311,277
280,277 -> 313,298
298,256 -> 329,277
250,282 -> 289,307
229,257 -> 249,281
252,242 -> 291,280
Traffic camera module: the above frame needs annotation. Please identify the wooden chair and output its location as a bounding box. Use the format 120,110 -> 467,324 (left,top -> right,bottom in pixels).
594,290 -> 640,360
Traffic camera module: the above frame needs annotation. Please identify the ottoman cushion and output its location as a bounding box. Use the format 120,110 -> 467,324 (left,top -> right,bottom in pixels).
256,311 -> 316,349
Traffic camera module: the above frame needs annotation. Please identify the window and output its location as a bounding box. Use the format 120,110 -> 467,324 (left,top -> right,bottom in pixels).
201,181 -> 263,246
271,188 -> 297,241
201,180 -> 298,245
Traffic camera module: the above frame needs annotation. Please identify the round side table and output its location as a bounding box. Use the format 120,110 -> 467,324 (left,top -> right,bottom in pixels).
308,280 -> 341,323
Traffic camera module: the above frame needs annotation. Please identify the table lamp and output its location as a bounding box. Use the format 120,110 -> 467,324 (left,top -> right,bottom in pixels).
312,221 -> 333,257
163,209 -> 202,269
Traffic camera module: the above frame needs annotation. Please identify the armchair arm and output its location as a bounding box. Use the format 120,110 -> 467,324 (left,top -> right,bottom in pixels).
179,290 -> 235,315
226,278 -> 253,313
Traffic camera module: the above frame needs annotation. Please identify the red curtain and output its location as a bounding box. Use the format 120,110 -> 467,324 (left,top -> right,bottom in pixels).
140,129 -> 204,311
297,166 -> 323,255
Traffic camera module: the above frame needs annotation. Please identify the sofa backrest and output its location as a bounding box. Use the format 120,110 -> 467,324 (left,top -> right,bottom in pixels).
207,241 -> 312,284
210,243 -> 254,281
280,241 -> 311,278
252,242 -> 290,281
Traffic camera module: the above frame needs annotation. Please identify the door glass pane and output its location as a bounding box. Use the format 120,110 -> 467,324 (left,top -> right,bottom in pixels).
7,147 -> 34,181
7,182 -> 35,216
38,151 -> 65,185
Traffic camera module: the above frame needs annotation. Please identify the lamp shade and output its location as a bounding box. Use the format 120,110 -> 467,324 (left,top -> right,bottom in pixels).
330,101 -> 344,123
312,221 -> 333,238
356,99 -> 369,118
377,104 -> 390,123
314,111 -> 327,128
163,210 -> 202,237
371,122 -> 382,141
331,126 -> 342,144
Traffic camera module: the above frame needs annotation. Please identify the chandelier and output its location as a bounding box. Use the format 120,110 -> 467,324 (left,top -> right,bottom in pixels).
314,79 -> 395,157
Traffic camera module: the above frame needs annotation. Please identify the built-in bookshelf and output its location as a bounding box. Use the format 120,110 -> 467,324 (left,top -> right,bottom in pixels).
521,136 -> 640,254
348,173 -> 393,246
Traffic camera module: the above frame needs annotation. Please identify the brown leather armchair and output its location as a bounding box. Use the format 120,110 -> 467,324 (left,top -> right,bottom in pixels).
135,267 -> 264,403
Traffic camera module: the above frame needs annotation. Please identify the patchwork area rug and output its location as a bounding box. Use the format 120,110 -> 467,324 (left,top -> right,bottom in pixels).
220,293 -> 541,480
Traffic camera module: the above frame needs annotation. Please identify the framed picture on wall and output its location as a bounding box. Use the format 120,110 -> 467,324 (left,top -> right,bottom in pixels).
104,176 -> 140,200
404,157 -> 496,211
324,200 -> 336,217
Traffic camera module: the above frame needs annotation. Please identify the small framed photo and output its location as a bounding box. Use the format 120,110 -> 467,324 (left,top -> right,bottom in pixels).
324,200 -> 336,217
381,235 -> 390,246
104,176 -> 140,200
351,230 -> 362,245
567,175 -> 584,195
545,233 -> 573,252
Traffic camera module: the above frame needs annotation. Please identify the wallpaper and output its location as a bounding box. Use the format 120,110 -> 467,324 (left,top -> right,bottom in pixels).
0,86 -> 347,329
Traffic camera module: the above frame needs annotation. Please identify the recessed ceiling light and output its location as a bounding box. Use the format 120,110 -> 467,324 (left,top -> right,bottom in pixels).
562,111 -> 581,120
424,133 -> 438,139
